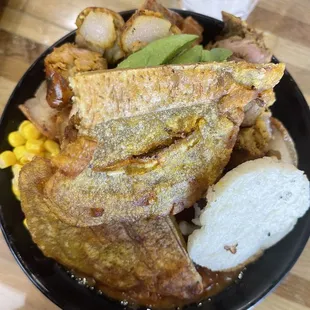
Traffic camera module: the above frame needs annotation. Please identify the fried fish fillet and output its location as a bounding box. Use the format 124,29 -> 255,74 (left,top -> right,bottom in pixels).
69,62 -> 285,131
41,63 -> 285,227
19,157 -> 203,305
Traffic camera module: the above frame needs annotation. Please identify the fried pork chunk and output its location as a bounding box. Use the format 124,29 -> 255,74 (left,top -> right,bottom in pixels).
32,62 -> 285,227
141,0 -> 184,28
142,0 -> 203,41
44,43 -> 107,109
121,9 -> 181,54
212,12 -> 272,64
19,158 -> 203,306
75,7 -> 125,63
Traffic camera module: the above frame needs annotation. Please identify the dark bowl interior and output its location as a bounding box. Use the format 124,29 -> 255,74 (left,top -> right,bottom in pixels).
0,9 -> 310,310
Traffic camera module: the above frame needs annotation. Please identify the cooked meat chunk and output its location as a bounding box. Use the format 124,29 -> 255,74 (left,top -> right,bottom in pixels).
75,7 -> 125,63
44,43 -> 107,109
211,12 -> 272,63
19,82 -> 58,139
121,10 -> 180,54
141,0 -> 184,28
181,16 -> 204,44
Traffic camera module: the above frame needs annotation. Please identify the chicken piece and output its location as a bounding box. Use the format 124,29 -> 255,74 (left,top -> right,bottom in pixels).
41,62 -> 285,227
141,0 -> 184,28
181,16 -> 204,44
19,82 -> 58,139
19,157 -> 203,307
75,7 -> 125,63
121,10 -> 180,54
44,43 -> 107,109
229,111 -> 273,168
211,12 -> 272,63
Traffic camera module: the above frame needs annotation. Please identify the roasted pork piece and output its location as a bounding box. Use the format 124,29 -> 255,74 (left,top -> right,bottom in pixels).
211,12 -> 272,64
23,62 -> 285,227
141,0 -> 184,28
142,0 -> 203,41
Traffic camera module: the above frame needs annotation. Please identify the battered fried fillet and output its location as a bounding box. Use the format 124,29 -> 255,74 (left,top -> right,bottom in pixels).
40,62 -> 285,227
70,62 -> 285,131
19,158 -> 203,305
45,43 -> 107,109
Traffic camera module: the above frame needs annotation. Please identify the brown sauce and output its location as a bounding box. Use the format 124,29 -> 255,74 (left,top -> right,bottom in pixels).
67,201 -> 243,309
68,266 -> 241,309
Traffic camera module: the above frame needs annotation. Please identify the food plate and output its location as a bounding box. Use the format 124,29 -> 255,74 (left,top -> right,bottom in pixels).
0,9 -> 310,310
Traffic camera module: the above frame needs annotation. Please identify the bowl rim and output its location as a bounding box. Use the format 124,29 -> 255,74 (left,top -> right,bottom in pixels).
1,9 -> 310,310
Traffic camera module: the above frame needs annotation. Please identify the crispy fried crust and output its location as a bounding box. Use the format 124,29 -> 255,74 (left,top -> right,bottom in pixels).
75,7 -> 125,63
120,10 -> 180,54
70,62 -> 285,131
44,43 -> 107,109
19,157 -> 203,304
141,0 -> 184,28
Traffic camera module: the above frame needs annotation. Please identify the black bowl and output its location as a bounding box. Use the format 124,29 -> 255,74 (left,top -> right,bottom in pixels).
0,9 -> 310,310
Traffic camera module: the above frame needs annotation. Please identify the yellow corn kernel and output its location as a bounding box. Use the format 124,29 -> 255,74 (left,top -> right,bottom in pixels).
25,139 -> 44,154
8,131 -> 26,147
21,123 -> 41,140
11,164 -> 22,177
0,151 -> 17,169
12,183 -> 20,200
13,146 -> 27,161
44,140 -> 60,156
23,218 -> 28,229
18,120 -> 31,134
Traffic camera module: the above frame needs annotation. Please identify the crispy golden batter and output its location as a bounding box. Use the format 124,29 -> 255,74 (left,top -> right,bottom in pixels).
19,157 -> 203,305
40,63 -> 285,227
211,12 -> 272,64
45,104 -> 240,226
70,62 -> 285,131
